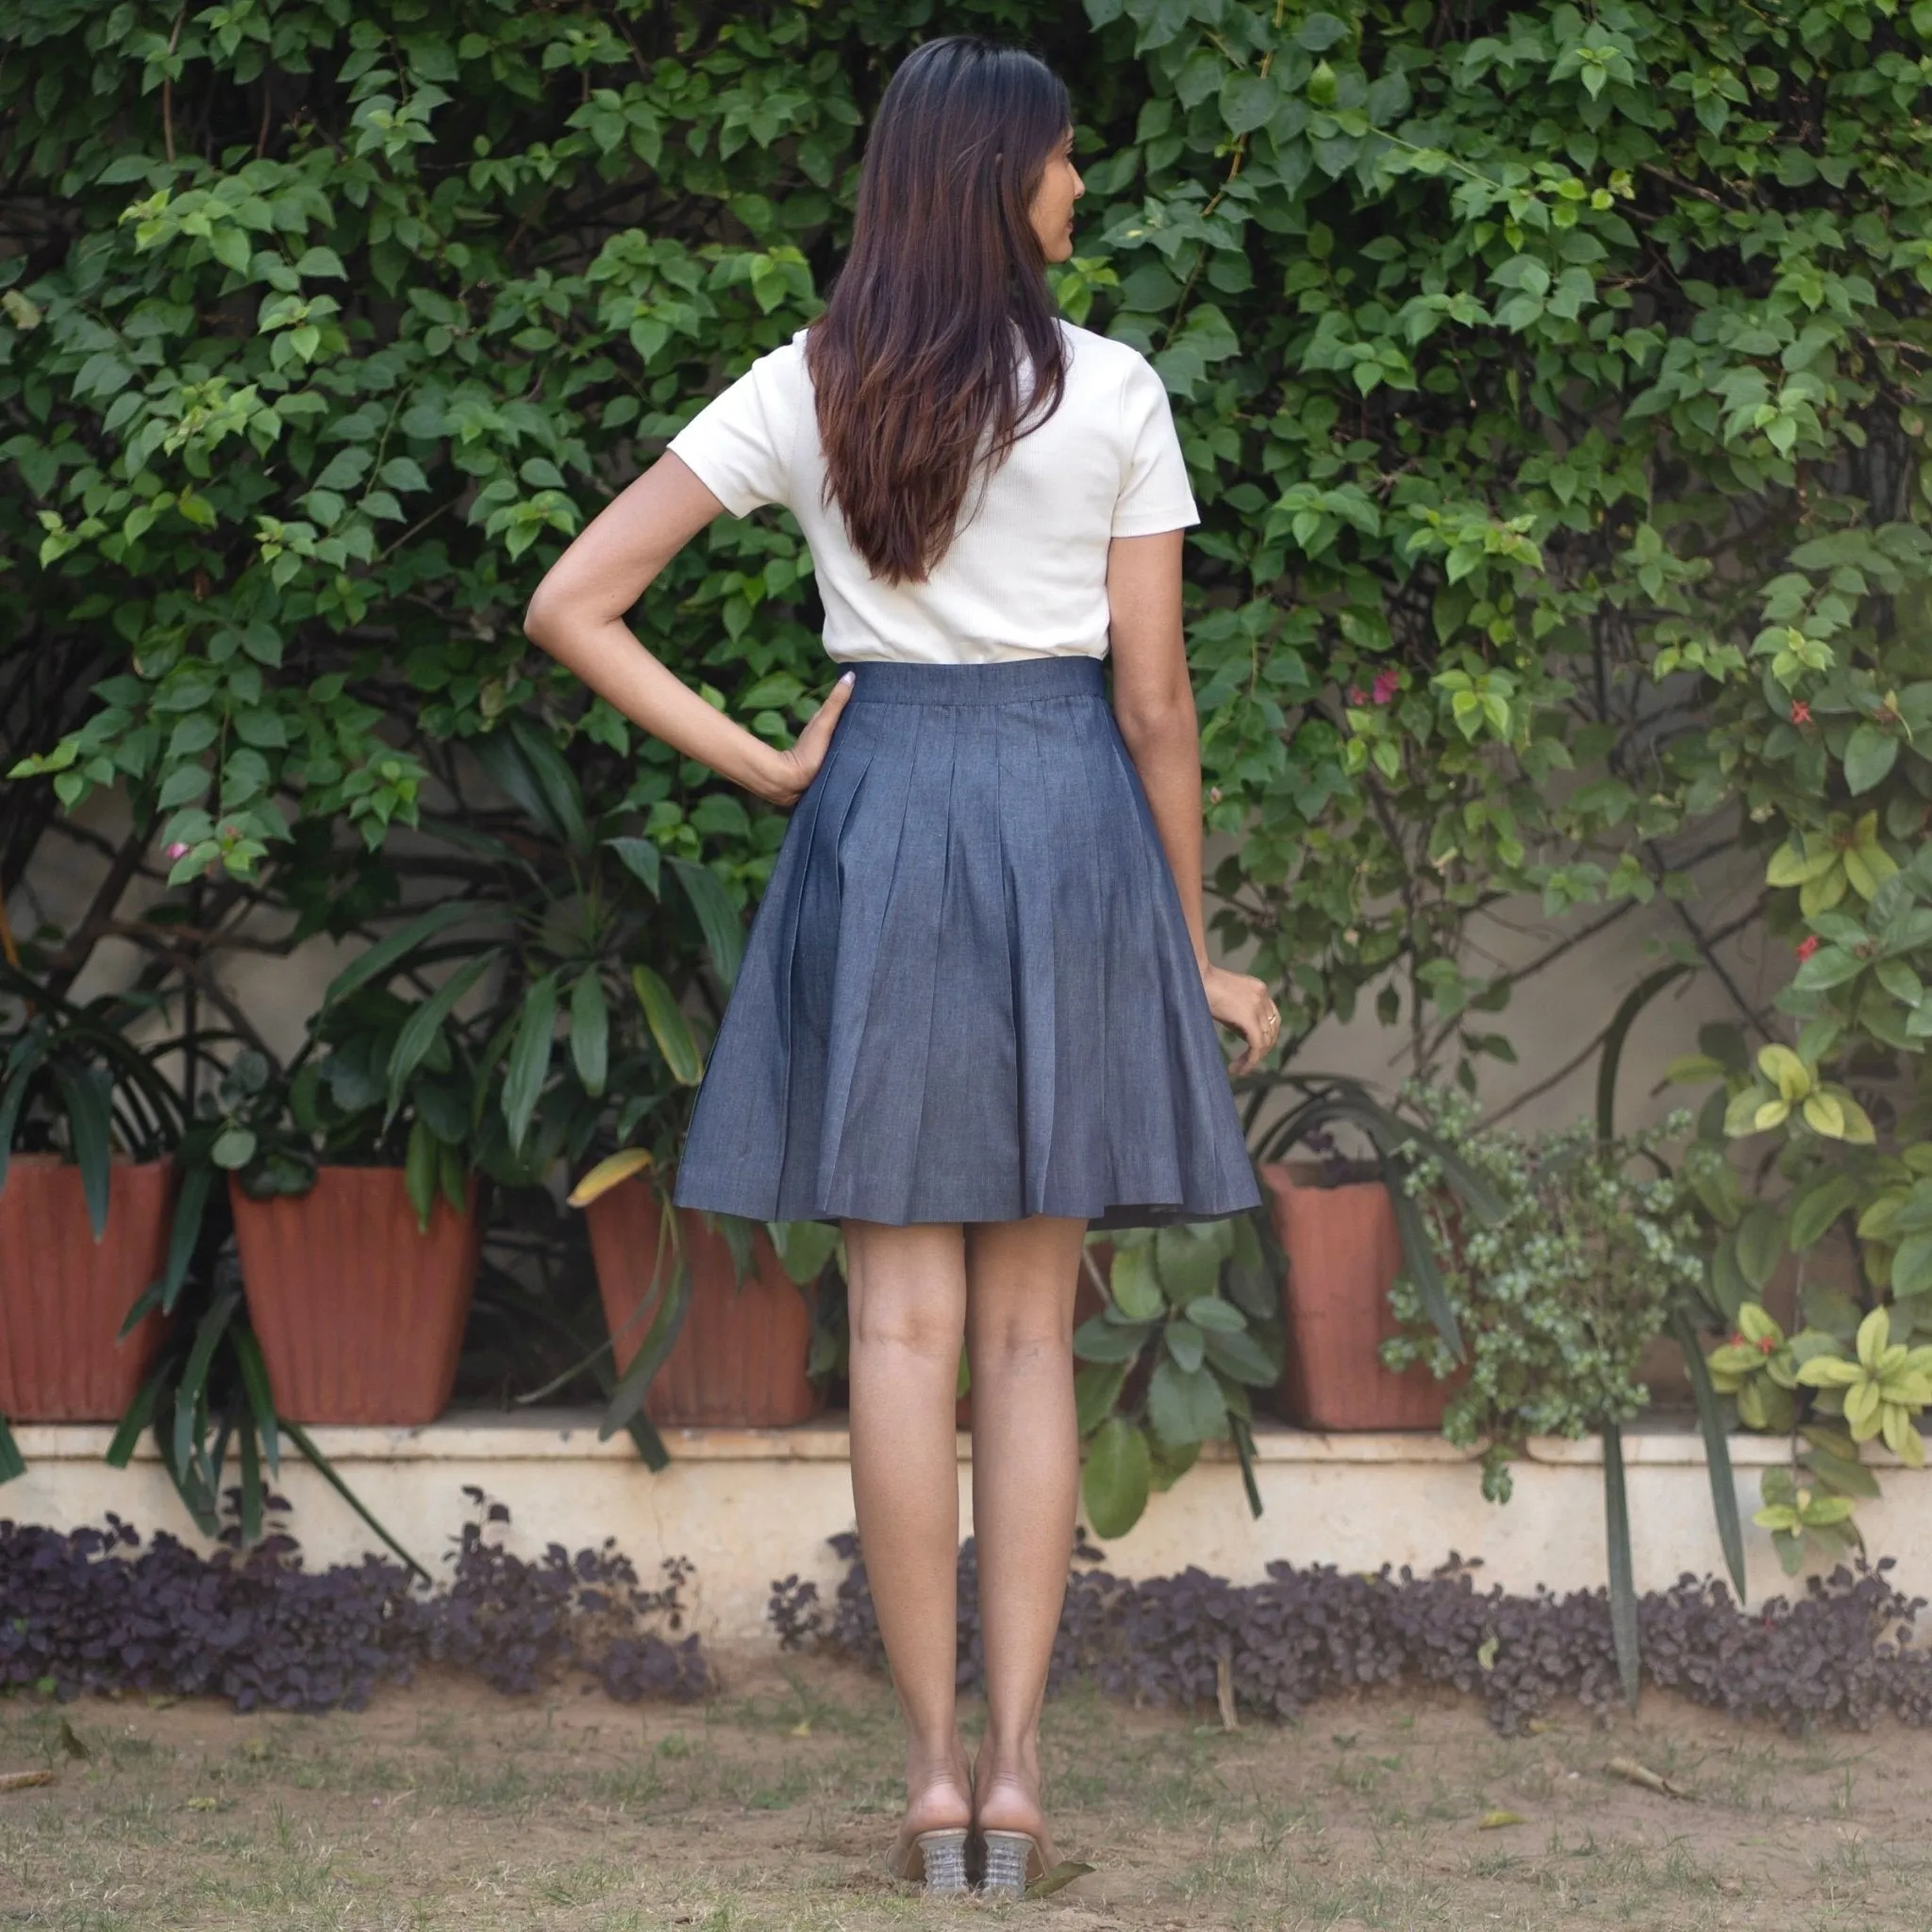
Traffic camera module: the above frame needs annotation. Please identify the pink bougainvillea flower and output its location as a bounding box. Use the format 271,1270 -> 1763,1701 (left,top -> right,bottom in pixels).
1372,669 -> 1400,705
164,841 -> 191,860
1795,935 -> 1821,962
1347,685 -> 1369,707
1790,700 -> 1811,725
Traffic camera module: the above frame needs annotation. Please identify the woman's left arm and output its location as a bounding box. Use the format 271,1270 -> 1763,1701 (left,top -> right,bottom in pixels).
1106,530 -> 1275,1074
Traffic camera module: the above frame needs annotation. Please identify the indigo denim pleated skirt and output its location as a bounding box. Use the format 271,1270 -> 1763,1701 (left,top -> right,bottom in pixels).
672,655 -> 1262,1229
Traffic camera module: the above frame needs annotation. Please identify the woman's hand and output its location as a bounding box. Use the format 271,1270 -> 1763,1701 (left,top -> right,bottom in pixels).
1202,963 -> 1279,1076
747,670 -> 857,808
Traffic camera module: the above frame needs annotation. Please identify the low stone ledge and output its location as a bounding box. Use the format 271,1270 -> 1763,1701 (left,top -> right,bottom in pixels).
7,1408 -> 1924,1640
14,1407 -> 1814,1467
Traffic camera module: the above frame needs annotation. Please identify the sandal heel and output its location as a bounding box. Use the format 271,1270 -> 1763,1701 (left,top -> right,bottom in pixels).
980,1830 -> 1036,1900
916,1827 -> 970,1897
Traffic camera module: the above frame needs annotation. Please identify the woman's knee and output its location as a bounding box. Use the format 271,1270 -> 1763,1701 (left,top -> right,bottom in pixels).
967,1304 -> 1074,1372
849,1291 -> 964,1361
844,1220 -> 966,1359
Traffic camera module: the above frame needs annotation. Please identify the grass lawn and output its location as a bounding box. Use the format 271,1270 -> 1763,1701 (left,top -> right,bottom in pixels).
1,1648 -> 1926,1930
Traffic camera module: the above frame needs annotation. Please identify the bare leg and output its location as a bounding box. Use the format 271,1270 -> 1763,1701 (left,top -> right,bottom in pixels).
964,1215 -> 1087,1857
841,1218 -> 974,1852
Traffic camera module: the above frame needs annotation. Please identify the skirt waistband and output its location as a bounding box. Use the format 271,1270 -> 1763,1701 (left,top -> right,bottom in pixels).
842,656 -> 1106,706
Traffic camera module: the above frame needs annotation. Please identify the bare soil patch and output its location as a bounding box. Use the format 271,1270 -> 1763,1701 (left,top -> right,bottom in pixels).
1,1648 -> 1927,1929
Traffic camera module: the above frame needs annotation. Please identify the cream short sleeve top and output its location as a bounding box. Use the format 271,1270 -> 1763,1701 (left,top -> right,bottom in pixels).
666,320 -> 1198,665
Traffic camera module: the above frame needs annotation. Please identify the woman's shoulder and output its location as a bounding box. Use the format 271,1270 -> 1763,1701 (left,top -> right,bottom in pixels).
1054,319 -> 1165,405
1056,319 -> 1157,375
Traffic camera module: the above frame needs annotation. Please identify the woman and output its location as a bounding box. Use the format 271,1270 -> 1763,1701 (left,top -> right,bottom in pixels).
525,36 -> 1273,1900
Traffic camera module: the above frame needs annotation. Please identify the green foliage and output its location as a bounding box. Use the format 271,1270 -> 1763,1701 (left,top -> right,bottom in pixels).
0,964 -> 184,1238
1074,1218 -> 1283,1538
11,0 -> 1932,1087
1384,1090 -> 1706,1503
12,0 -> 1932,1560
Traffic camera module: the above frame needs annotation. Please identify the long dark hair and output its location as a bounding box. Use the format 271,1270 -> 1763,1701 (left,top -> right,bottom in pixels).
807,38 -> 1071,584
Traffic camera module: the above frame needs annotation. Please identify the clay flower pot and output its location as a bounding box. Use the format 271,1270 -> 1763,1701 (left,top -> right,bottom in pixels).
0,1155 -> 175,1421
1261,1161 -> 1452,1432
585,1177 -> 822,1427
230,1167 -> 480,1425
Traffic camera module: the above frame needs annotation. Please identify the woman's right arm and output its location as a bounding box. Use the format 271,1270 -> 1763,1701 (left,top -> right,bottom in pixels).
523,452 -> 851,807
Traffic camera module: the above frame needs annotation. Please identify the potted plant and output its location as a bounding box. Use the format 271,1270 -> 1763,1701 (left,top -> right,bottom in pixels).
1241,1073 -> 1504,1431
0,966 -> 182,1435
437,715 -> 835,1437
208,941 -> 491,1427
569,1152 -> 832,1431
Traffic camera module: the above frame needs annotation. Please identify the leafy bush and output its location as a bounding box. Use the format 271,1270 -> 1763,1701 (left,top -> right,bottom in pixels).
1382,1091 -> 1706,1503
779,1533 -> 1932,1736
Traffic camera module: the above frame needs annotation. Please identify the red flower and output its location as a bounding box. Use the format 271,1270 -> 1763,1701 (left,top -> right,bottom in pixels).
1790,701 -> 1811,725
1372,669 -> 1400,706
1758,1334 -> 1776,1355
1795,935 -> 1821,962
1347,685 -> 1369,707
1728,1332 -> 1746,1350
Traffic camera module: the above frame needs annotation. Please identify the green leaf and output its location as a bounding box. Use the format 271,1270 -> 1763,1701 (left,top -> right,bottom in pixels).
502,974 -> 558,1154
384,950 -> 496,1124
1202,1324 -> 1280,1387
1603,1421 -> 1641,1710
599,1260 -> 692,1441
1220,70 -> 1278,136
1843,723 -> 1899,795
1788,1170 -> 1863,1251
1147,1357 -> 1228,1446
323,902 -> 489,1007
231,1328 -> 280,1477
282,1420 -> 427,1579
1673,1307 -> 1746,1603
405,1116 -> 438,1231
1073,1313 -> 1154,1362
472,722 -> 591,856
1185,1294 -> 1246,1332
1153,1225 -> 1222,1303
569,970 -> 609,1098
1164,1318 -> 1206,1374
1892,1232 -> 1932,1297
141,1158 -> 212,1322
1734,1203 -> 1785,1292
1081,1416 -> 1151,1539
1074,1358 -> 1131,1436
48,1063 -> 113,1240
671,860 -> 744,991
632,965 -> 704,1085
607,836 -> 661,897
767,1217 -> 840,1287
1108,1244 -> 1164,1320
0,1411 -> 22,1485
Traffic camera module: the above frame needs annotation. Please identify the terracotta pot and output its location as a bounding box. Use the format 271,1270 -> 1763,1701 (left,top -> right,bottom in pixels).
1261,1161 -> 1452,1431
0,1156 -> 175,1421
230,1168 -> 479,1425
586,1178 -> 823,1427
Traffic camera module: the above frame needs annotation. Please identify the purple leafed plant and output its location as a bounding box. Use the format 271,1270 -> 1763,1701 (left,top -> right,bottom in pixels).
0,1491 -> 708,1713
775,1537 -> 1932,1735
